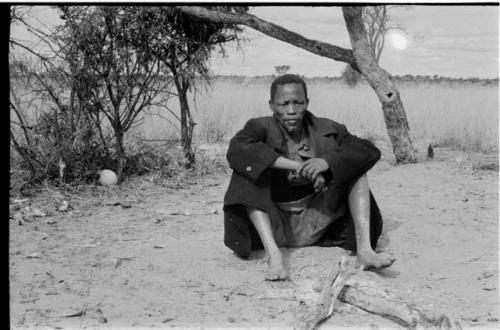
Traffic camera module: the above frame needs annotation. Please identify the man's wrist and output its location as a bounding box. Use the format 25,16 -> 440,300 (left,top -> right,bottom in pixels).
293,161 -> 303,172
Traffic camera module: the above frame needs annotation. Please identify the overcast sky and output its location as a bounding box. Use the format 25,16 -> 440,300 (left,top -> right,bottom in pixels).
10,5 -> 499,78
211,5 -> 499,78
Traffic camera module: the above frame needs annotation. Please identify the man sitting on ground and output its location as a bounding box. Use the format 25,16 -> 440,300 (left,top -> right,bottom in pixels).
223,74 -> 394,280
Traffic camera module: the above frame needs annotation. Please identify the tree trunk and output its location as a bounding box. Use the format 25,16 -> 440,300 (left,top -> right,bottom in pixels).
10,128 -> 36,176
176,6 -> 418,163
175,77 -> 196,168
343,7 -> 417,163
114,128 -> 126,183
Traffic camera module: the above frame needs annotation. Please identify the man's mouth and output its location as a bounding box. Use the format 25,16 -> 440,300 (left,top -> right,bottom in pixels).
285,119 -> 299,125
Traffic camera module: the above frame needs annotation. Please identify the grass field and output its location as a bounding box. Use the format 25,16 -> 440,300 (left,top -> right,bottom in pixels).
137,78 -> 499,154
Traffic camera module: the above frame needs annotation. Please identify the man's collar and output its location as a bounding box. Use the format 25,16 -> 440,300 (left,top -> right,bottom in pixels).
303,111 -> 338,136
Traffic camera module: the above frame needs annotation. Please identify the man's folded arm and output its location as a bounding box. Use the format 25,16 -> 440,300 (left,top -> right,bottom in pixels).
322,124 -> 381,188
226,119 -> 281,184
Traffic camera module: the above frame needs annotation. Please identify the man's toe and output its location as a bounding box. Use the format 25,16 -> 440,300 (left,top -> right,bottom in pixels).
383,258 -> 396,268
374,256 -> 395,269
265,270 -> 289,281
278,272 -> 289,280
265,273 -> 277,281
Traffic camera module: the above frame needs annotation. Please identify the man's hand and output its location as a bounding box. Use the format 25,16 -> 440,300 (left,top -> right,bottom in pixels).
313,174 -> 326,192
298,158 -> 329,181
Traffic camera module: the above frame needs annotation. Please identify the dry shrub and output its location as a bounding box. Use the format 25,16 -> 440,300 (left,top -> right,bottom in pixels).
13,110 -> 114,186
455,152 -> 499,173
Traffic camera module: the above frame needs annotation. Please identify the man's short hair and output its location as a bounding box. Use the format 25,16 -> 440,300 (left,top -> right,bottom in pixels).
270,74 -> 308,102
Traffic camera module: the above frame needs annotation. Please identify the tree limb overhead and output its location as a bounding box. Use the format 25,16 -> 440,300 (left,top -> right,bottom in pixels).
176,6 -> 355,65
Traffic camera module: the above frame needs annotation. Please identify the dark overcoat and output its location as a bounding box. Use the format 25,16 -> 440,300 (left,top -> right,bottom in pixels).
223,111 -> 383,259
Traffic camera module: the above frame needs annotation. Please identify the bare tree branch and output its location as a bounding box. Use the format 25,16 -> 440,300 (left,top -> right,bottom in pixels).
176,6 -> 356,65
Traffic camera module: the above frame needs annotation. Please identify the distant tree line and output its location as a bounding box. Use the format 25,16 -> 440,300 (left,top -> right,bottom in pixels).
200,74 -> 499,86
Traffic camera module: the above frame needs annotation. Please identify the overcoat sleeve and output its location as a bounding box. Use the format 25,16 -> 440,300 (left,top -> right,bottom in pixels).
226,118 -> 281,184
323,124 -> 381,188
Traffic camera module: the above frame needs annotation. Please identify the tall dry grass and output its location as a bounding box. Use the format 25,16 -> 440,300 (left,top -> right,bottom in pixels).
137,78 -> 498,154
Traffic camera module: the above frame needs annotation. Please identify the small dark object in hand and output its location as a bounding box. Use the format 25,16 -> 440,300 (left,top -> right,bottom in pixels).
427,144 -> 434,160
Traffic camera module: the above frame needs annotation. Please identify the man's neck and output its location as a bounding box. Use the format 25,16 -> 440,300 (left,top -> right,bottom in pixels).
273,114 -> 307,143
287,126 -> 303,143
277,122 -> 305,144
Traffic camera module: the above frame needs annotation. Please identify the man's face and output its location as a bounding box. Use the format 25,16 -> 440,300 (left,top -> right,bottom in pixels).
269,83 -> 309,134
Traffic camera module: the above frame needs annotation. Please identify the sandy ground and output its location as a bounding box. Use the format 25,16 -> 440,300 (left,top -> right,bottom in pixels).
9,145 -> 499,329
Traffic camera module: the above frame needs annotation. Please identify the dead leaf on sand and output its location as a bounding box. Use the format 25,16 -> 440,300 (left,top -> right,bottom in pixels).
12,212 -> 25,225
20,297 -> 40,304
204,183 -> 221,187
63,310 -> 86,318
57,200 -> 71,212
96,308 -> 108,323
168,211 -> 192,216
206,208 -> 219,215
114,257 -> 134,269
26,206 -> 47,217
104,201 -> 121,206
81,243 -> 101,248
27,252 -> 41,259
104,200 -> 132,208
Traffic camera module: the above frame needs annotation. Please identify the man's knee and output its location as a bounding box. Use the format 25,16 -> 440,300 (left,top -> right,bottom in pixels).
245,205 -> 268,219
348,173 -> 369,192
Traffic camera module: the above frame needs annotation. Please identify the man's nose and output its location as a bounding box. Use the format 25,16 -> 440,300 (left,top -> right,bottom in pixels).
285,104 -> 298,114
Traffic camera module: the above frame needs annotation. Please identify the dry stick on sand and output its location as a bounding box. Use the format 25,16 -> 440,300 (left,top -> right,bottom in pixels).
297,256 -> 463,330
297,256 -> 359,330
339,286 -> 463,330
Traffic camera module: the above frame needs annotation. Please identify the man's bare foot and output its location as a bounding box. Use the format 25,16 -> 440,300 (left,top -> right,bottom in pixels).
265,252 -> 289,281
356,249 -> 395,270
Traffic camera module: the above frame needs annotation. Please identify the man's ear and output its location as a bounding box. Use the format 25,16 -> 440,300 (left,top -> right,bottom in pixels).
268,100 -> 274,112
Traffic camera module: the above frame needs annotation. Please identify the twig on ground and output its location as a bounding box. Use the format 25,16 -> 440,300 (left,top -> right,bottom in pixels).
296,256 -> 462,330
297,256 -> 359,330
114,257 -> 134,269
79,303 -> 88,329
339,286 -> 463,329
20,297 -> 40,304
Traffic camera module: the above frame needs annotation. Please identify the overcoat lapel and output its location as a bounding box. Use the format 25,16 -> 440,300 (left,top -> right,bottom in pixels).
264,116 -> 286,153
304,111 -> 339,157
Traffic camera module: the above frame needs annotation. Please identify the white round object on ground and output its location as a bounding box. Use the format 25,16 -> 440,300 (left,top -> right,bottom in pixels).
98,169 -> 118,186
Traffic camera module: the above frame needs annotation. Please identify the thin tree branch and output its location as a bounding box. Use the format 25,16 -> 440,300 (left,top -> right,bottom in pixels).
176,6 -> 355,65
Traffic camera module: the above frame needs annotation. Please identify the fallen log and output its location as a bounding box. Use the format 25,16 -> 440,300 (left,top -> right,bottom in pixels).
295,255 -> 463,330
296,256 -> 359,330
339,285 -> 463,330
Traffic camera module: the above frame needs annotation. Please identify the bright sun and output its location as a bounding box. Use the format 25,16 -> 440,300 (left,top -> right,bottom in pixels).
387,30 -> 408,50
